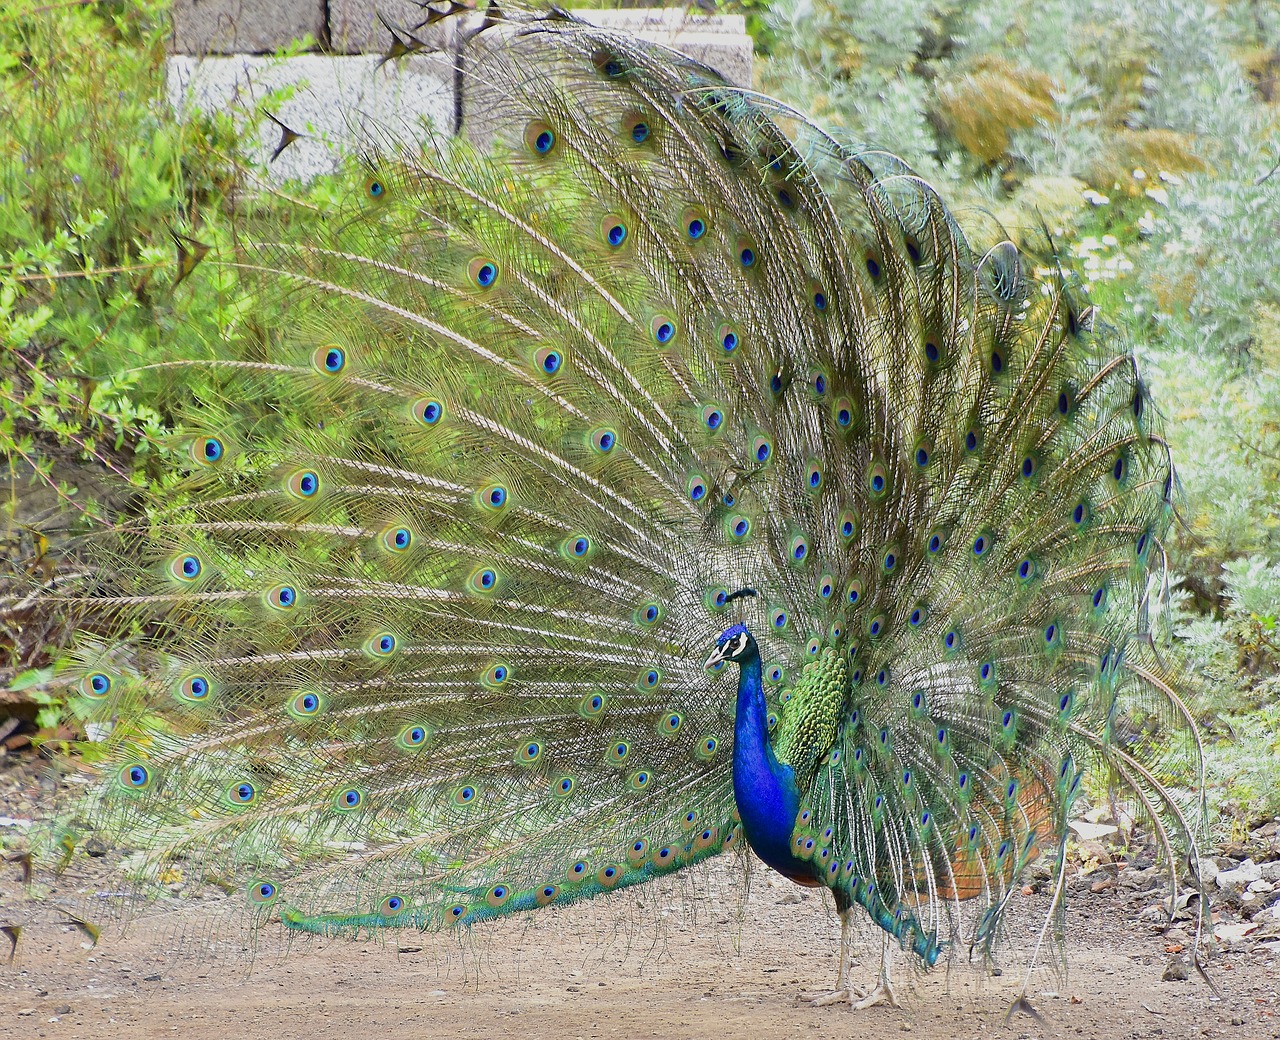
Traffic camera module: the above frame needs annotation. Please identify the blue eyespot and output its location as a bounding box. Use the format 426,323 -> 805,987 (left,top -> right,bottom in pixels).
687,218 -> 706,240
607,223 -> 627,247
813,291 -> 827,311
181,555 -> 201,578
866,256 -> 881,279
655,321 -> 674,343
925,341 -> 939,363
534,129 -> 555,153
631,121 -> 650,143
740,247 -> 756,267
201,437 -> 223,461
416,399 -> 442,425
324,348 -> 345,372
124,764 -> 149,788
541,350 -> 562,374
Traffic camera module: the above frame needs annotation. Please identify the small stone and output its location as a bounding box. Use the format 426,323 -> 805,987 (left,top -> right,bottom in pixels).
1161,956 -> 1188,982
54,1005 -> 71,1015
1218,859 -> 1262,887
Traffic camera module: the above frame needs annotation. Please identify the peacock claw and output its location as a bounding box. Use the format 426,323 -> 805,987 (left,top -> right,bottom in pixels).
798,987 -> 862,1007
852,979 -> 900,1011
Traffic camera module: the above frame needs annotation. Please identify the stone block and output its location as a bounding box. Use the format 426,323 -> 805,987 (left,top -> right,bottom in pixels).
328,0 -> 455,55
170,0 -> 327,55
459,11 -> 753,151
167,52 -> 456,182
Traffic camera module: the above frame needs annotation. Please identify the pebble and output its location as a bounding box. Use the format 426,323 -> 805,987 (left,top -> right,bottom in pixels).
1217,859 -> 1262,887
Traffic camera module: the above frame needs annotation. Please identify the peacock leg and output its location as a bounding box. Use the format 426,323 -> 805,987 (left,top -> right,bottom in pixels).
852,934 -> 900,1010
798,897 -> 863,1006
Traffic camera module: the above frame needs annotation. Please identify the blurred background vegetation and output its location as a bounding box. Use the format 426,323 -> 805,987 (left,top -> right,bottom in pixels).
1,0 -> 1277,837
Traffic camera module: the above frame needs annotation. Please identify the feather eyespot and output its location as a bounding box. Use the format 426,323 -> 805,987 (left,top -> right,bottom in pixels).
380,895 -> 406,916
411,398 -> 444,426
265,584 -> 298,610
120,763 -> 151,789
249,880 -> 279,904
650,315 -> 676,344
191,436 -> 224,465
228,782 -> 256,805
601,216 -> 628,247
177,675 -> 211,702
286,469 -> 322,500
524,121 -> 556,155
716,324 -> 739,354
169,553 -> 203,582
398,724 -> 430,749
290,691 -> 323,717
806,460 -> 824,492
483,663 -> 510,687
311,345 -> 346,374
535,346 -> 564,375
334,788 -> 363,811
478,483 -> 509,511
468,258 -> 499,289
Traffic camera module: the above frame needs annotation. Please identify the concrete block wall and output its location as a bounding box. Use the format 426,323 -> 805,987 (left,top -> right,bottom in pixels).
167,3 -> 754,180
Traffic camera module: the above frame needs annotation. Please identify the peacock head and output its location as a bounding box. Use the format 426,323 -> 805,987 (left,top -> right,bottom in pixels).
705,623 -> 758,669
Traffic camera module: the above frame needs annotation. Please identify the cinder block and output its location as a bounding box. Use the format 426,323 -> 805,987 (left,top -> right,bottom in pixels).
573,8 -> 752,86
328,0 -> 455,55
167,53 -> 456,182
459,12 -> 754,151
170,0 -> 327,55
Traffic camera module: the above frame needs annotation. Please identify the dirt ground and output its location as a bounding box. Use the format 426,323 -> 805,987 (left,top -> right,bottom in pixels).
2,756 -> 1278,1040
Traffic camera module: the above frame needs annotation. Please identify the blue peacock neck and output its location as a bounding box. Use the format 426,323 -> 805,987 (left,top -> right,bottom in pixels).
730,641 -> 811,883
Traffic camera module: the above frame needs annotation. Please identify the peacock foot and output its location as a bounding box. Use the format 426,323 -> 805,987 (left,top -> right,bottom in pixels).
798,986 -> 864,1007
852,979 -> 900,1010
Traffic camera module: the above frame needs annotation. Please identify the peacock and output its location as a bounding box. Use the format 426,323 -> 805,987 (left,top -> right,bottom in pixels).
54,3 -> 1206,1014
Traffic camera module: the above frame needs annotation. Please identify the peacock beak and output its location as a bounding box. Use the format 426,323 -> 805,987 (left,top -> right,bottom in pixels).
704,643 -> 729,669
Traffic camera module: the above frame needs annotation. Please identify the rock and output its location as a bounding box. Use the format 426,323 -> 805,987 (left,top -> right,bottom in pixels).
1260,861 -> 1280,883
1161,955 -> 1188,981
1195,858 -> 1220,886
53,1005 -> 70,1015
1247,879 -> 1275,894
1217,859 -> 1263,887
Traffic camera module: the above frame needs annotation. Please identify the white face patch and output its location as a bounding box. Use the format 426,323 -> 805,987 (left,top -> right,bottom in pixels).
730,632 -> 749,657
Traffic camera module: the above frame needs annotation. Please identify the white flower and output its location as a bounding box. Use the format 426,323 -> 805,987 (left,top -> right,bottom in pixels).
1137,211 -> 1157,234
1146,186 -> 1170,205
